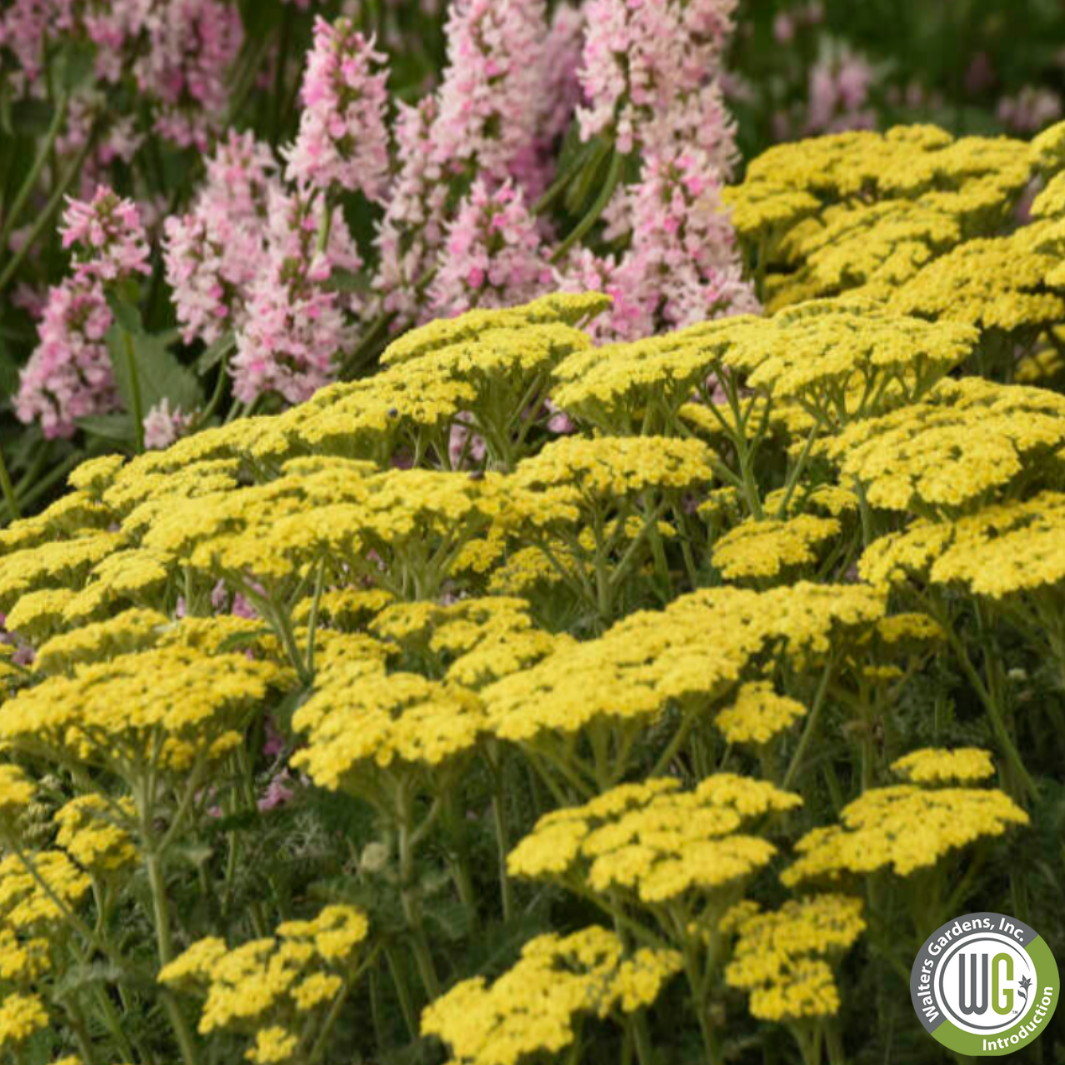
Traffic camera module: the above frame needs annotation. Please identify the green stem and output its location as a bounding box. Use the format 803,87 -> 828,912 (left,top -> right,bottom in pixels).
305,555 -> 327,676
491,786 -> 514,923
630,1011 -> 657,1065
385,944 -> 419,1041
0,92 -> 69,257
124,330 -> 146,454
445,789 -> 479,932
532,138 -> 600,215
146,849 -> 201,1065
397,788 -> 441,1000
783,659 -> 835,789
930,599 -> 1039,802
682,940 -> 723,1065
338,311 -> 393,380
0,130 -> 97,292
0,440 -> 20,521
306,948 -> 382,1065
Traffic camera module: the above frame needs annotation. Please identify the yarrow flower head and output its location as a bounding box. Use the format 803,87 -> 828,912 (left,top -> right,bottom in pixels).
508,775 -> 801,904
421,926 -> 682,1065
724,895 -> 866,1022
285,17 -> 391,200
783,782 -> 1028,884
891,748 -> 996,785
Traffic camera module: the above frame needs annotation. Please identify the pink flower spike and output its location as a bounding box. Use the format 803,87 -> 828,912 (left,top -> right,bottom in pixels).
284,17 -> 391,200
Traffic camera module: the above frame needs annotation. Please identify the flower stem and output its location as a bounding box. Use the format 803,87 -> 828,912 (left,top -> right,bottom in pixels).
123,329 -> 146,454
0,129 -> 96,293
0,92 -> 69,258
0,440 -> 20,522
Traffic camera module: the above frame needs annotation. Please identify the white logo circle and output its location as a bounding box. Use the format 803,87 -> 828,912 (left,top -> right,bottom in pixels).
936,931 -> 1038,1036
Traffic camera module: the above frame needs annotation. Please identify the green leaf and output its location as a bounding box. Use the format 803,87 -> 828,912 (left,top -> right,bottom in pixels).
325,268 -> 374,296
76,413 -> 137,443
105,291 -> 145,335
216,627 -> 274,652
8,99 -> 54,138
107,326 -> 204,416
55,41 -> 96,93
564,137 -> 612,216
196,331 -> 236,375
53,960 -> 133,996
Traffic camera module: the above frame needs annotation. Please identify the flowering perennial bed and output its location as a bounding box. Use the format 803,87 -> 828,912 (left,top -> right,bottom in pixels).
0,110 -> 1064,1065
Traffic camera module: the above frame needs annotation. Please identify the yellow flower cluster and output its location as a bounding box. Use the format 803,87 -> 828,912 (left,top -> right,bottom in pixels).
715,682 -> 808,746
891,747 -> 996,784
0,766 -> 34,819
860,490 -> 1065,599
53,795 -> 137,872
711,514 -> 841,580
888,232 -> 1065,336
292,669 -> 485,788
724,895 -> 865,1021
420,927 -> 681,1065
160,904 -> 368,1059
719,299 -> 977,417
0,992 -> 49,1054
482,582 -> 884,746
0,850 -> 90,928
508,775 -> 800,904
0,645 -> 284,771
512,435 -> 717,502
0,927 -> 49,984
783,781 -> 1027,883
371,596 -> 569,688
830,377 -> 1065,514
729,124 -> 1034,311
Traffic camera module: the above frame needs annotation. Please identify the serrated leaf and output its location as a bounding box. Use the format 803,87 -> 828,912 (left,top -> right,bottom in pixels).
169,843 -> 215,869
423,896 -> 472,942
53,960 -> 132,996
107,325 -> 204,416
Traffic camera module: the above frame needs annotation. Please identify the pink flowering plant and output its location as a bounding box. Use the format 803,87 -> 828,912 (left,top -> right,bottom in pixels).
0,0 -> 755,519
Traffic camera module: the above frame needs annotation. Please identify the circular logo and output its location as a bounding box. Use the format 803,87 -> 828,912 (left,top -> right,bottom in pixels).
911,912 -> 1059,1056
